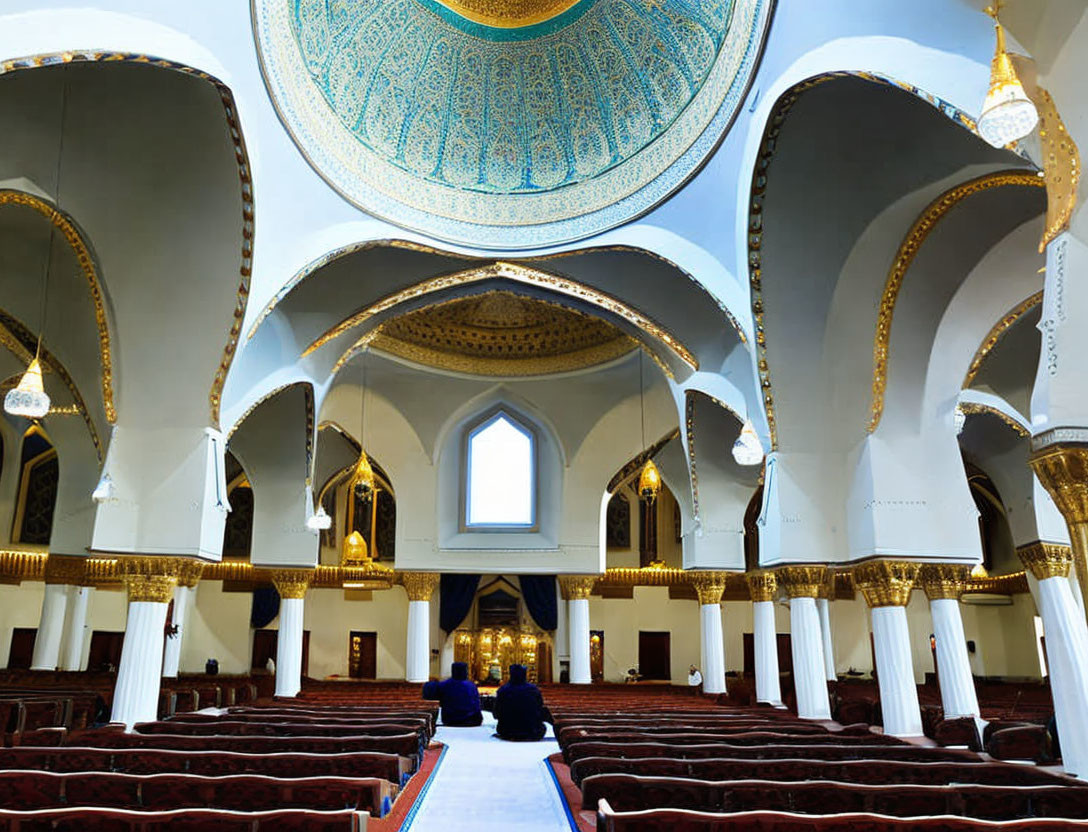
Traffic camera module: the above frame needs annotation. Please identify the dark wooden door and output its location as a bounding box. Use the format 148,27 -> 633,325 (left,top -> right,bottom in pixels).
86,631 -> 124,672
742,633 -> 793,676
7,628 -> 36,669
638,631 -> 671,681
536,640 -> 553,684
349,631 -> 377,679
253,629 -> 311,677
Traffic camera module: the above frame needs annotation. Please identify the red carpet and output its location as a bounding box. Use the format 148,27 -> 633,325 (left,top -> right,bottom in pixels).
370,743 -> 445,832
547,752 -> 593,832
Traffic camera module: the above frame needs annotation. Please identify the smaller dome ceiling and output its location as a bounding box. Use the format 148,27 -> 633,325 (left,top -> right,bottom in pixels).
371,290 -> 636,376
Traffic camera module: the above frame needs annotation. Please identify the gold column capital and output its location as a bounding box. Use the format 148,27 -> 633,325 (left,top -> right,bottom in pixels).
775,565 -> 829,599
399,571 -> 440,602
688,571 -> 729,605
1017,541 -> 1073,581
176,559 -> 206,589
852,560 -> 920,608
270,568 -> 314,599
1030,444 -> 1088,524
116,556 -> 197,604
745,570 -> 778,602
918,563 -> 972,601
816,569 -> 838,600
558,575 -> 598,601
43,554 -> 89,586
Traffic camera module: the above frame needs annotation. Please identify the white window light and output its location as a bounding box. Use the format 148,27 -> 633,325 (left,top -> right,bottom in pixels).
465,411 -> 535,528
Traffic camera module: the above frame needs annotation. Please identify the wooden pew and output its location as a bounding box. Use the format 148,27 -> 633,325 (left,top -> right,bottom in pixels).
564,740 -> 980,765
0,806 -> 362,831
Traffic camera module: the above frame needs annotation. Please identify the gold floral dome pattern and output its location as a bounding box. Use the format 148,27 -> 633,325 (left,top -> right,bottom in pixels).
252,0 -> 771,248
371,291 -> 636,376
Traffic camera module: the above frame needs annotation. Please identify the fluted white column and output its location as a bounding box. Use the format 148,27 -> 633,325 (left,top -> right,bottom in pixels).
1020,544 -> 1088,780
871,606 -> 923,736
275,597 -> 305,697
271,570 -> 313,698
856,561 -> 922,737
789,597 -> 830,720
31,584 -> 69,671
406,601 -> 430,683
699,603 -> 726,694
161,584 -> 196,678
401,573 -> 439,684
60,586 -> 92,672
816,597 -> 836,681
920,565 -> 980,720
560,576 -> 595,685
568,598 -> 591,684
747,571 -> 782,706
111,600 -> 169,726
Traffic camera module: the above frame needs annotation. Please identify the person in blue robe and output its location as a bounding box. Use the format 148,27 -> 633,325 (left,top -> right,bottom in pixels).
422,661 -> 483,727
494,664 -> 547,741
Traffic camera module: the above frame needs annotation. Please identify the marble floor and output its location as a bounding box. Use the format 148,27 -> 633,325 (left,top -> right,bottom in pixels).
405,714 -> 572,832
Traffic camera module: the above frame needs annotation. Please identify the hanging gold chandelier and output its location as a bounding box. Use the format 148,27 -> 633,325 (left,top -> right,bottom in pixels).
4,357 -> 50,419
638,458 -> 662,502
351,449 -> 376,499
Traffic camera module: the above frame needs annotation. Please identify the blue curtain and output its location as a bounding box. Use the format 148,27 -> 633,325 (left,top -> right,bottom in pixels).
520,575 -> 558,631
250,586 -> 280,629
439,573 -> 481,632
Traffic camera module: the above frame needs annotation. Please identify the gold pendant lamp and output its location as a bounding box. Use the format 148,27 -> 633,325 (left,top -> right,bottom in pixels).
977,2 -> 1038,148
636,349 -> 661,502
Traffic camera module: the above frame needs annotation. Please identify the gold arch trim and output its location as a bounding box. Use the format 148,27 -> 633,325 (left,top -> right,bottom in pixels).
0,191 -> 115,424
867,171 -> 1044,434
0,51 -> 256,430
958,401 -> 1030,437
683,389 -> 746,524
303,261 -> 698,372
962,291 -> 1043,388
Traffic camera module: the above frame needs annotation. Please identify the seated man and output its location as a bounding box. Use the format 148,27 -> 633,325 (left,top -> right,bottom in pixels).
422,661 -> 484,727
494,664 -> 547,741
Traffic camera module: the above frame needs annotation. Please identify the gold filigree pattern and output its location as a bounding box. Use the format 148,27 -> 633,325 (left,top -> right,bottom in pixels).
436,0 -> 580,27
918,563 -> 972,601
962,291 -> 1043,388
399,572 -> 440,602
690,571 -> 729,605
868,172 -> 1044,433
0,51 -> 255,431
957,401 -> 1030,436
0,548 -> 48,585
558,575 -> 598,600
270,568 -> 313,599
1017,541 -> 1073,581
775,565 -> 830,599
0,191 -> 116,423
685,391 -> 699,522
852,560 -> 920,608
746,570 -> 777,602
369,291 -> 636,377
1033,88 -> 1080,251
303,261 -> 697,373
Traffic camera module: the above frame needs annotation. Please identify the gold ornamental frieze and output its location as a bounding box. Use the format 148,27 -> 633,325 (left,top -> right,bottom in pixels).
43,554 -> 89,586
1017,541 -> 1073,581
746,570 -> 777,603
0,549 -> 48,585
399,572 -> 440,602
558,575 -> 598,601
689,571 -> 729,606
116,556 -> 197,604
852,560 -> 920,608
918,563 -> 972,601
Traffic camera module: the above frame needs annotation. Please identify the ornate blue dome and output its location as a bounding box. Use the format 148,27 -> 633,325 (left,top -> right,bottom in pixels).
253,0 -> 771,248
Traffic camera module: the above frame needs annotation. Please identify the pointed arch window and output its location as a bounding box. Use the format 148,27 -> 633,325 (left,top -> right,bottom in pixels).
463,409 -> 537,530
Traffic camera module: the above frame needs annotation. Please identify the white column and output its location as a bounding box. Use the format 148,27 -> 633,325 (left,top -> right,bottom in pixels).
111,600 -> 169,727
1034,570 -> 1088,779
161,584 -> 196,678
699,603 -> 726,695
929,597 -> 980,719
568,598 -> 591,684
870,605 -> 923,736
816,597 -> 836,681
59,586 -> 92,672
31,584 -> 69,671
753,600 -> 782,705
275,597 -> 305,697
788,596 -> 831,720
406,600 -> 430,683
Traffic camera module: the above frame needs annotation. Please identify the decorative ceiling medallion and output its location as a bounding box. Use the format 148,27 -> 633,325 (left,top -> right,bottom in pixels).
371,290 -> 636,376
252,0 -> 771,248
